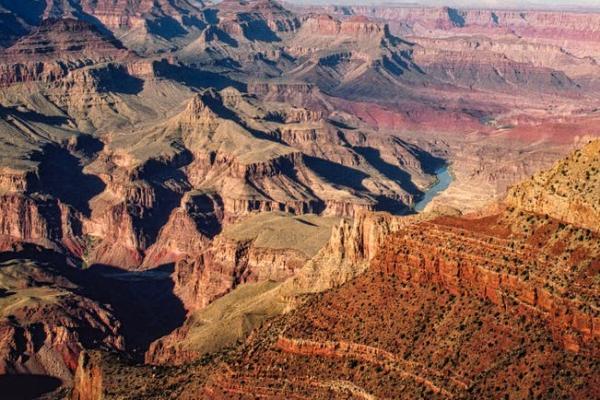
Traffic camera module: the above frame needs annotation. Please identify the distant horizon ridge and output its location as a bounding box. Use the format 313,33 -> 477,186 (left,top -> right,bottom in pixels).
284,0 -> 600,12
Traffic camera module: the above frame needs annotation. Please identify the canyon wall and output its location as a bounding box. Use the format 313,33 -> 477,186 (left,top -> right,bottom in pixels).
144,209 -> 446,365
0,259 -> 125,383
506,140 -> 599,232
374,214 -> 599,354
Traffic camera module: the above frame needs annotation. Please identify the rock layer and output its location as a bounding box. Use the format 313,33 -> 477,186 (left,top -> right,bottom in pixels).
0,257 -> 125,383
506,140 -> 599,231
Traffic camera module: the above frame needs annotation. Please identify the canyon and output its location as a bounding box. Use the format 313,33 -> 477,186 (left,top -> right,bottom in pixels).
70,139 -> 600,400
0,0 -> 597,398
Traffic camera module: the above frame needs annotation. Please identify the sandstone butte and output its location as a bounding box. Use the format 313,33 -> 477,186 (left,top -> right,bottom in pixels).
0,0 -> 598,399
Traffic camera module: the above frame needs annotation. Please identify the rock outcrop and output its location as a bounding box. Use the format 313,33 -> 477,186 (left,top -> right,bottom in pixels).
298,14 -> 390,41
506,140 -> 599,232
375,212 -> 599,353
71,351 -> 104,400
0,258 -> 125,383
141,191 -> 223,269
0,194 -> 84,256
0,18 -> 133,86
215,0 -> 300,41
144,209 -> 438,365
145,212 -> 341,364
286,210 -> 424,293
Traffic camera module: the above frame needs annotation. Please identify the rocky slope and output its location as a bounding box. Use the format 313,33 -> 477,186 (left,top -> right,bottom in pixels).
291,4 -> 600,125
506,140 -> 599,231
69,138 -> 599,400
0,252 -> 125,384
145,212 -> 340,364
199,225 -> 598,398
13,83 -> 436,270
168,212 -> 340,314
0,18 -> 135,86
144,209 -> 444,365
314,6 -> 600,54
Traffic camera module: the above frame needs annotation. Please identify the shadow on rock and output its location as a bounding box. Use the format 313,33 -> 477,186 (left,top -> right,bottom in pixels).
0,247 -> 187,362
34,145 -> 105,218
304,155 -> 369,192
154,61 -> 246,91
0,374 -> 62,400
147,15 -> 187,40
83,263 -> 186,360
354,146 -> 423,196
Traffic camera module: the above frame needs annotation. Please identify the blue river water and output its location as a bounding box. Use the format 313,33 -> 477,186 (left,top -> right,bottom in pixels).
414,165 -> 452,212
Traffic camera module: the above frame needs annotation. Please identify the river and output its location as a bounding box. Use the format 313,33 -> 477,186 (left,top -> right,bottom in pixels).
414,165 -> 452,212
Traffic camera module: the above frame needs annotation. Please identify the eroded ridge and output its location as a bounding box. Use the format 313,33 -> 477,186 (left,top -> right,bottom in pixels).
195,270 -> 599,399
375,211 -> 600,353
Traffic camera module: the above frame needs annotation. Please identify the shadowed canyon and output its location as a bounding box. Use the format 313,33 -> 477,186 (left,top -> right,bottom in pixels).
0,0 -> 598,399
